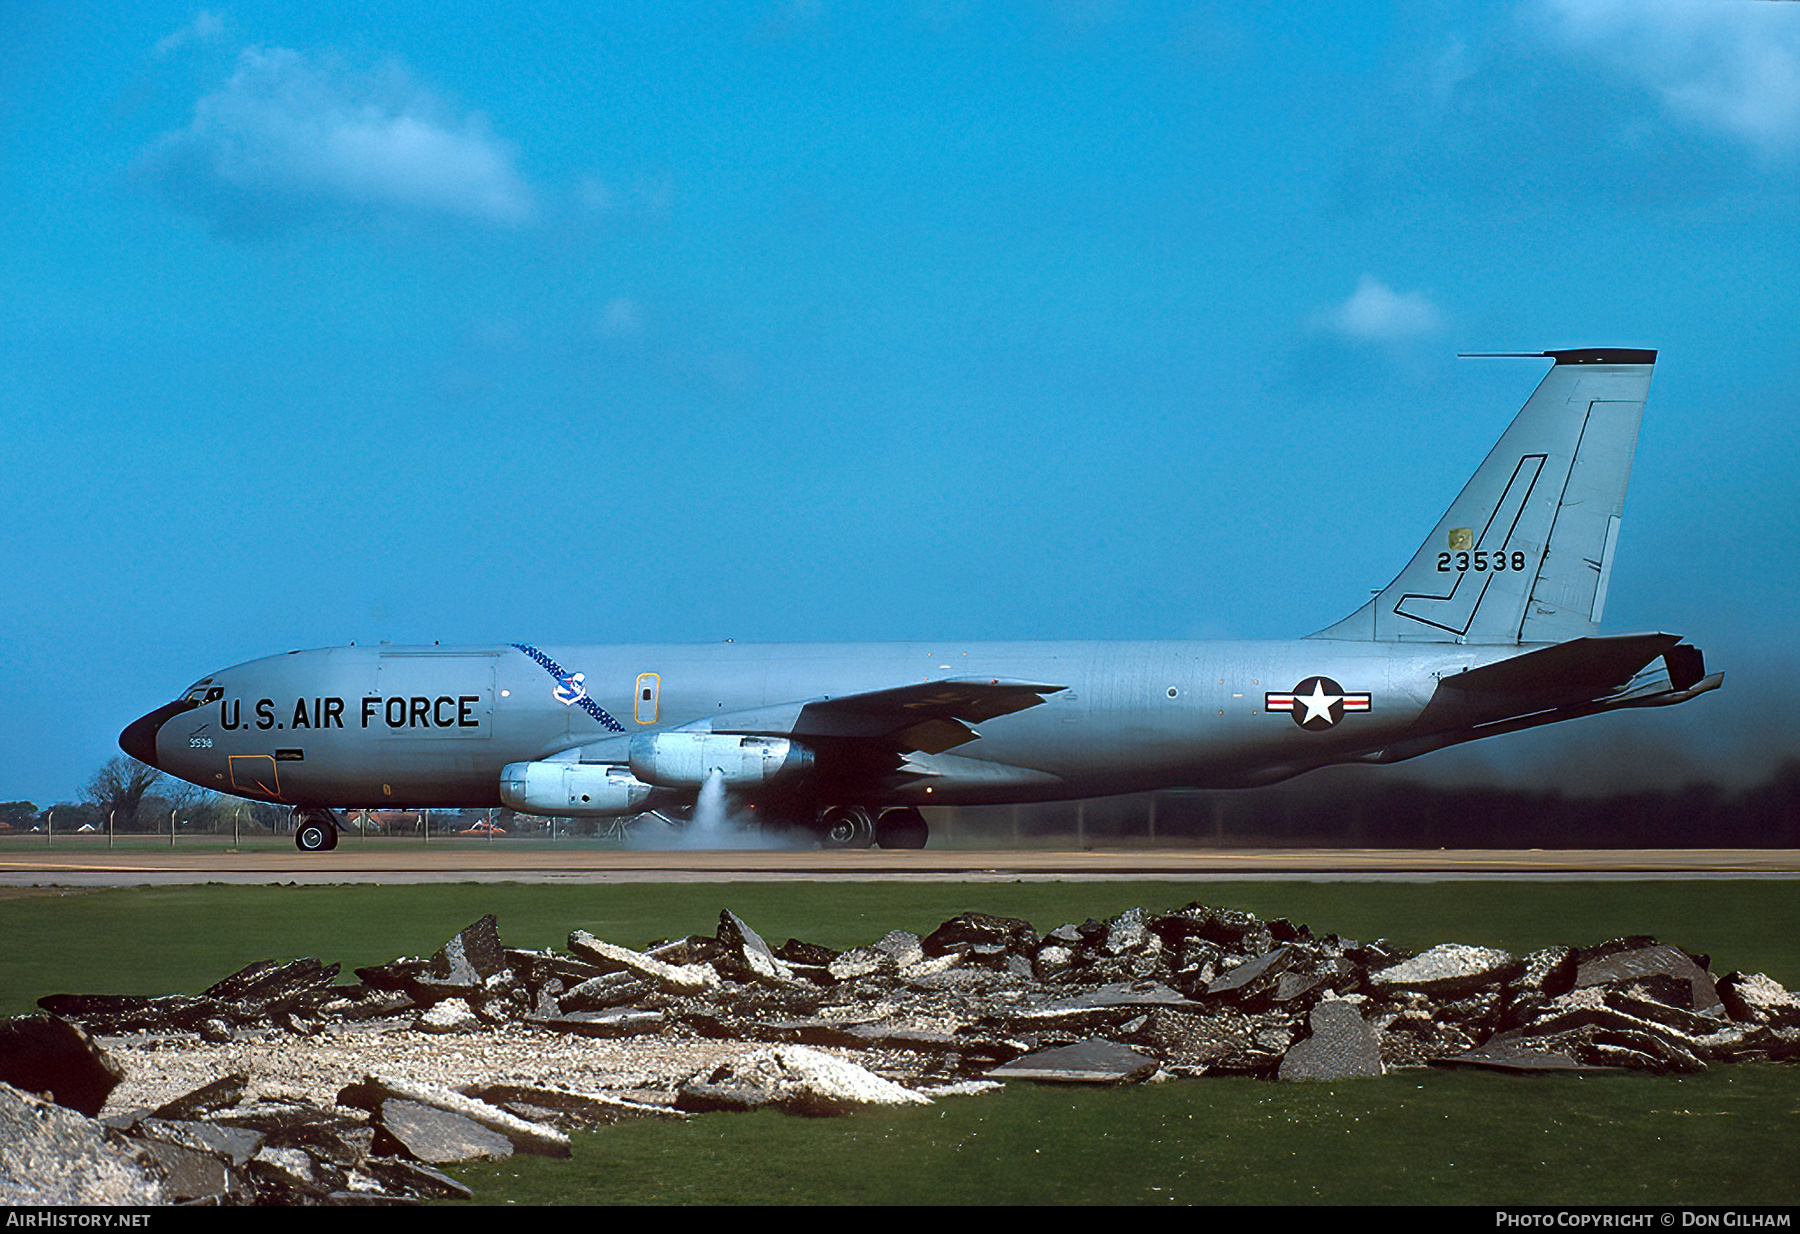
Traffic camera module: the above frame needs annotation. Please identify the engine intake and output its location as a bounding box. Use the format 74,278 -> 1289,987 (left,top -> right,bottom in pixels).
500,761 -> 655,817
627,732 -> 813,789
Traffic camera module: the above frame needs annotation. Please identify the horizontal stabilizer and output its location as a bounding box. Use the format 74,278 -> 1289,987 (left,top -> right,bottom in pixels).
1439,633 -> 1682,703
1363,635 -> 1718,767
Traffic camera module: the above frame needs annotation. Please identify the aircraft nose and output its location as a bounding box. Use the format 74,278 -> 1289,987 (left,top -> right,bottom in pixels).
119,700 -> 195,768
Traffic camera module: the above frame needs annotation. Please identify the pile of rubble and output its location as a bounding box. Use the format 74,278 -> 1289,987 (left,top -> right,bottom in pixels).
3,902 -> 1798,1205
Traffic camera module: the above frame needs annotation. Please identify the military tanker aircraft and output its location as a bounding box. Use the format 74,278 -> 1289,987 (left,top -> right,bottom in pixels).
120,348 -> 1721,852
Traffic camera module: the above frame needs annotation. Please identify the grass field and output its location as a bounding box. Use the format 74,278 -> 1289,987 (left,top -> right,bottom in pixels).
449,1064 -> 1800,1206
2,878 -> 1795,1205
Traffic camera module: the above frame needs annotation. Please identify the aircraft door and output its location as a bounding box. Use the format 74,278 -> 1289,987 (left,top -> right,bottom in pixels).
635,673 -> 660,725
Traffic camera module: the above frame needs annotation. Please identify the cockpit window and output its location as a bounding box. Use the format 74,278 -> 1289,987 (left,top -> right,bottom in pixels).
182,680 -> 220,705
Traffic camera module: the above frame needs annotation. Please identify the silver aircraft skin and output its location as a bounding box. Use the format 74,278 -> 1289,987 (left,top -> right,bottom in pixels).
121,348 -> 1722,851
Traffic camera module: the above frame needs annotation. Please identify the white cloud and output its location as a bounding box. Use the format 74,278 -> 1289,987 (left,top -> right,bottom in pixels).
1531,0 -> 1800,155
1319,276 -> 1442,342
142,47 -> 534,233
153,11 -> 226,57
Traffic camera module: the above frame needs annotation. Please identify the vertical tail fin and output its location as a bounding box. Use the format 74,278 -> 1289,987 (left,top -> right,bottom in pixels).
1311,348 -> 1656,644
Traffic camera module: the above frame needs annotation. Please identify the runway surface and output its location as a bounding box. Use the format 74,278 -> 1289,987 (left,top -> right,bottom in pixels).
1,843 -> 1795,885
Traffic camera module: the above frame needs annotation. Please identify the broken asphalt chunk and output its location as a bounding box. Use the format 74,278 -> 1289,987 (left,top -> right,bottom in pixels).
923,912 -> 1038,958
1278,997 -> 1384,1081
1574,943 -> 1723,1016
716,909 -> 797,984
355,1073 -> 571,1157
568,933 -> 721,994
1370,944 -> 1525,997
375,1099 -> 514,1165
676,1045 -> 932,1116
989,1038 -> 1161,1085
0,1014 -> 125,1117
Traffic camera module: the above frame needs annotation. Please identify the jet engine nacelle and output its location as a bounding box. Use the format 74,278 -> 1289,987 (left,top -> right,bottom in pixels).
500,761 -> 655,817
627,732 -> 813,789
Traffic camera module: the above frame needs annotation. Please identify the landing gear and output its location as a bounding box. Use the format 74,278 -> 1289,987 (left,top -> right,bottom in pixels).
875,806 -> 929,850
294,808 -> 340,853
818,804 -> 875,849
814,805 -> 931,849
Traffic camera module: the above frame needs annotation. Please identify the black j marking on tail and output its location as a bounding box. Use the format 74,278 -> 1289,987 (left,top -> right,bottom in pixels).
1395,454 -> 1546,636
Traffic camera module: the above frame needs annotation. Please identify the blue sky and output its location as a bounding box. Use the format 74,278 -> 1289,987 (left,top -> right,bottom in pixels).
4,2 -> 1798,806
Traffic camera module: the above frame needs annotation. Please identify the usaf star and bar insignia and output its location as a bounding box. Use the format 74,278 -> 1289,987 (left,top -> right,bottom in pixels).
1265,677 -> 1372,731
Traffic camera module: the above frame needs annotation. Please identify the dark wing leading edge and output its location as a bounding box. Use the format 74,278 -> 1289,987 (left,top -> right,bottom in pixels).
700,678 -> 1066,755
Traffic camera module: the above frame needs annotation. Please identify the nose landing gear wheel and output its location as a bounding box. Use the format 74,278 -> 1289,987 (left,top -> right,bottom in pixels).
294,809 -> 340,852
818,804 -> 875,849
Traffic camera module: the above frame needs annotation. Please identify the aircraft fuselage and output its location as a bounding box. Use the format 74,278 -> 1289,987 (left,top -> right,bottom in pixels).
137,637 -> 1534,810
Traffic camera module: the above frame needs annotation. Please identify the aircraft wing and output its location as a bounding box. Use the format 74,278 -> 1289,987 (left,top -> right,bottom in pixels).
701,678 -> 1066,755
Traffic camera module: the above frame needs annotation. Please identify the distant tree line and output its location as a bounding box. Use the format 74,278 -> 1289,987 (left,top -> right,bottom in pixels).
1,757 -> 522,836
0,757 -> 287,835
952,758 -> 1800,849
8,754 -> 1800,847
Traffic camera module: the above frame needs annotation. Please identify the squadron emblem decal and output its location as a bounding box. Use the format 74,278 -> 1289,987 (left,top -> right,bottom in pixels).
1265,677 -> 1371,731
509,643 -> 627,732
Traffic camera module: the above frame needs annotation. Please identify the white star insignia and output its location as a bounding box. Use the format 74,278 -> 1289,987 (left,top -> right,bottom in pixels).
1295,680 -> 1343,725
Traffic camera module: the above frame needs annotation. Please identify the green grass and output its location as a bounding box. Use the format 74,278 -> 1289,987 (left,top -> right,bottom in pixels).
1,879 -> 1795,1204
3,880 -> 1795,1015
450,1065 -> 1800,1206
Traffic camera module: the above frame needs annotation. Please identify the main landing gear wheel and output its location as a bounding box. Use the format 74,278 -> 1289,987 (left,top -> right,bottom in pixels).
875,806 -> 929,850
294,809 -> 340,853
818,804 -> 875,850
